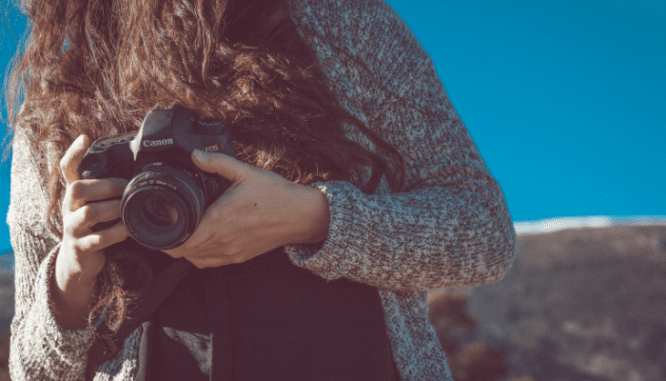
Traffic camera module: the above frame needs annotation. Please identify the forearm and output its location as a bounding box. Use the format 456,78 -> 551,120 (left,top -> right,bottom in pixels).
51,247 -> 99,330
9,125 -> 95,380
10,242 -> 95,381
285,178 -> 517,292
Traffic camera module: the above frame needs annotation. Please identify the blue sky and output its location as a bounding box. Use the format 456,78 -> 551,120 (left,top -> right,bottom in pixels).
1,0 -> 665,254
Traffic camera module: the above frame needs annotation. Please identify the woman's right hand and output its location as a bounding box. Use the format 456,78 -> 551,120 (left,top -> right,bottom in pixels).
51,134 -> 130,329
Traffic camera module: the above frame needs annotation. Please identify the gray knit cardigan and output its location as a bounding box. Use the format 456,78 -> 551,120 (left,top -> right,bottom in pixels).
7,0 -> 517,380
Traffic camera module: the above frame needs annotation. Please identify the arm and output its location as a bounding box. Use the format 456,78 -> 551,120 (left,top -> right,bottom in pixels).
284,0 -> 518,292
8,129 -> 94,381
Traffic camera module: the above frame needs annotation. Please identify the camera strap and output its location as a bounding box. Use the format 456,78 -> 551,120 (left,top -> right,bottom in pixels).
85,257 -> 194,381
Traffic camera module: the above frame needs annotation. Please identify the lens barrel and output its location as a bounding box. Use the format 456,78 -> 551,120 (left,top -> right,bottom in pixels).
121,164 -> 205,250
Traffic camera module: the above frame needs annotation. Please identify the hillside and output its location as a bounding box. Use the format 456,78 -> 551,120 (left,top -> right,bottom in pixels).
430,225 -> 666,381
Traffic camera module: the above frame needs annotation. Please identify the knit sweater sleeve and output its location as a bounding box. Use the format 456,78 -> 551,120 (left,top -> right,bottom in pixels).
7,128 -> 94,380
284,0 -> 517,292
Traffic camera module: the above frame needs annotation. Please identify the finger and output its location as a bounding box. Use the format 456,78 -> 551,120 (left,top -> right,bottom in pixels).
191,149 -> 251,183
77,221 -> 129,253
60,135 -> 90,185
68,199 -> 123,237
69,178 -> 128,204
64,178 -> 128,213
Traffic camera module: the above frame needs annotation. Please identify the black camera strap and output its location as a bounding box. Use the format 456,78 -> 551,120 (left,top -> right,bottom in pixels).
85,257 -> 194,381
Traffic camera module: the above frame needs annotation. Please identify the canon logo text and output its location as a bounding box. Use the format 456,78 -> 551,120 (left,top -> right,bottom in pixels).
143,138 -> 174,147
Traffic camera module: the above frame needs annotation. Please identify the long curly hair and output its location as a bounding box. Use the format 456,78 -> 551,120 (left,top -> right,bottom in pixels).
4,0 -> 405,359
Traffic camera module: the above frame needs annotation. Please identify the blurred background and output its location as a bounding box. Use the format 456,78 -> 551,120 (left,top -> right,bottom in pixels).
0,1 -> 665,380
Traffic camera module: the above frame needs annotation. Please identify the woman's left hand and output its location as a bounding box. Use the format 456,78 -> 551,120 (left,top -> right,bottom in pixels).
162,149 -> 330,269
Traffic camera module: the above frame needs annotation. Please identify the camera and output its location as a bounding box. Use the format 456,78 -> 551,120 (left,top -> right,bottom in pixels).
79,105 -> 236,250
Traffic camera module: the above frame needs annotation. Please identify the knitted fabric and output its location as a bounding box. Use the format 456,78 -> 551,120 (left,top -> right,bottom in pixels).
7,0 -> 517,380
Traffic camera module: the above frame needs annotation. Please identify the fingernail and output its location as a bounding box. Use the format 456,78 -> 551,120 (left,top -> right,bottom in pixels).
193,149 -> 207,161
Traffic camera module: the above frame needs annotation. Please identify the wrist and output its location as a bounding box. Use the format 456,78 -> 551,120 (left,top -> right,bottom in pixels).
54,250 -> 98,293
294,186 -> 330,245
52,249 -> 99,321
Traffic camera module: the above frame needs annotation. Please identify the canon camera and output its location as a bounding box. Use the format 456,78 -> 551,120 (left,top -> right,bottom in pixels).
79,105 -> 236,250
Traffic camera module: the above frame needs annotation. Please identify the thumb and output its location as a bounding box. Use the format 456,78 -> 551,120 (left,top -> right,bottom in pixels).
192,149 -> 249,183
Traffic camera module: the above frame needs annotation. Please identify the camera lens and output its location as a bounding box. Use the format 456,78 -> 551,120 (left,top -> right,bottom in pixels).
121,164 -> 205,250
142,192 -> 179,227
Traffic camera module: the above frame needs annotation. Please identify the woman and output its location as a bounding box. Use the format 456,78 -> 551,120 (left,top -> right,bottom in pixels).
5,0 -> 517,380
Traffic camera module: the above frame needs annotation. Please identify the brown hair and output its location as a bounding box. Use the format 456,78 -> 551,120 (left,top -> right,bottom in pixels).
4,0 -> 404,358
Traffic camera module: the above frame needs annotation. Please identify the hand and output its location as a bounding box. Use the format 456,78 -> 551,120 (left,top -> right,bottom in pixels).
162,150 -> 330,269
53,134 -> 130,329
58,135 -> 130,281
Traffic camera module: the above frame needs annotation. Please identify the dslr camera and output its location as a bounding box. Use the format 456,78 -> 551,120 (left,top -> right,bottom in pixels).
79,105 -> 236,250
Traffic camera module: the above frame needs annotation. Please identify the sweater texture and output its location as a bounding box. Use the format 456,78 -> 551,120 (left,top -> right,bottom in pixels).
7,0 -> 518,380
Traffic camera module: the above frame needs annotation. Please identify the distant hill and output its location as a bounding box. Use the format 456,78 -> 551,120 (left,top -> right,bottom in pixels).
0,253 -> 13,275
430,225 -> 666,381
0,270 -> 12,380
0,270 -> 11,339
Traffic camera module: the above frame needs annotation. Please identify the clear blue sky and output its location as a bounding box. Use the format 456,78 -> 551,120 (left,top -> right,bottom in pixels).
1,0 -> 665,254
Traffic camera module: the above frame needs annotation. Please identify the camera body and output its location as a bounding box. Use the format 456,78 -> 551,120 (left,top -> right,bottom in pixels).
79,105 -> 235,250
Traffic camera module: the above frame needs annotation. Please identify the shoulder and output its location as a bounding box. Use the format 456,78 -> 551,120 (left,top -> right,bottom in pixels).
287,0 -> 438,125
287,0 -> 422,51
287,0 -> 431,94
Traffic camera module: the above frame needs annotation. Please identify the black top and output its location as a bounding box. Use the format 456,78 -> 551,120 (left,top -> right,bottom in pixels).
144,247 -> 399,381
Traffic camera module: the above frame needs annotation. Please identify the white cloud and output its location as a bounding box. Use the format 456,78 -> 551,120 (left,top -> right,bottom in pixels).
513,216 -> 666,235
